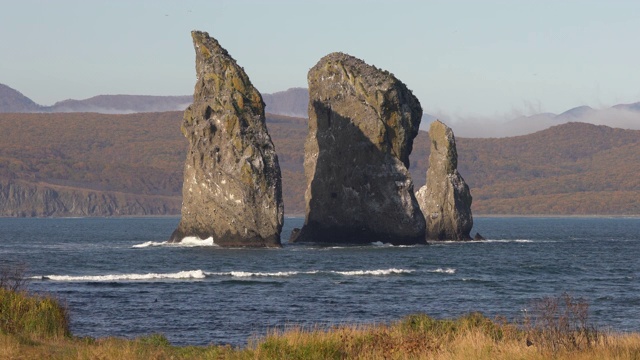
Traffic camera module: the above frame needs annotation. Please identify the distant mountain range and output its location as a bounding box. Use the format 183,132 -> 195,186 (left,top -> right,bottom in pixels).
0,83 -> 309,117
1,83 -> 640,137
0,83 -> 43,112
0,83 -> 192,113
485,103 -> 640,138
262,87 -> 308,118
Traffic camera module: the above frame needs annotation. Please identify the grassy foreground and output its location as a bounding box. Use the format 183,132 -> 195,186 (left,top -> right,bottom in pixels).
2,312 -> 640,360
1,272 -> 639,359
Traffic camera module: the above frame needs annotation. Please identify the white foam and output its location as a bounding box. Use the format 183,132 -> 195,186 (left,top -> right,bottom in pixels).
333,268 -> 414,276
132,241 -> 166,248
209,270 -> 319,277
429,268 -> 456,274
132,237 -> 217,248
34,270 -> 207,282
179,236 -> 217,247
206,269 -> 414,277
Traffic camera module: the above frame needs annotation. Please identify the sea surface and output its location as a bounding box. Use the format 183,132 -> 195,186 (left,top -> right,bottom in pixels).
1,216 -> 639,346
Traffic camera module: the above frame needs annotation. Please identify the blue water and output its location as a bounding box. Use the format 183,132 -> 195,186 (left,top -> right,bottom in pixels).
1,216 -> 639,346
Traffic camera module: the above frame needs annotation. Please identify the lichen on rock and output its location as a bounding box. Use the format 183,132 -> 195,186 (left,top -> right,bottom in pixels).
416,120 -> 473,240
290,52 -> 425,245
169,31 -> 283,247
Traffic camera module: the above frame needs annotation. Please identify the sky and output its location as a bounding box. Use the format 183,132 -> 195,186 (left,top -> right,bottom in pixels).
2,0 -> 640,123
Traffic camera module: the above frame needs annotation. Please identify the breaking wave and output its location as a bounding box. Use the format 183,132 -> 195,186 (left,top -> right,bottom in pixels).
332,268 -> 414,276
34,268 -> 418,282
210,271 -> 320,277
428,268 -> 456,274
209,269 -> 414,277
34,270 -> 207,282
132,241 -> 166,248
132,236 -> 217,248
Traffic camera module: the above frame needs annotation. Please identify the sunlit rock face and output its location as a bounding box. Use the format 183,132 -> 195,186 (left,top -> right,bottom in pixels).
416,120 -> 473,241
290,52 -> 425,245
170,31 -> 283,247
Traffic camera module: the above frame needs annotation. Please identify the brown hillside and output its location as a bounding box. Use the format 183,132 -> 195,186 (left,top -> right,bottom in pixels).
0,112 -> 638,216
457,124 -> 640,214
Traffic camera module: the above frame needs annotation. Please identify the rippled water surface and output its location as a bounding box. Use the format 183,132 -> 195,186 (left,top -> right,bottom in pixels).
1,216 -> 639,346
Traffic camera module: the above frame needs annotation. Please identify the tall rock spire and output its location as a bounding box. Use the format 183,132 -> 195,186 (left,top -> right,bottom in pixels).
416,120 -> 473,240
170,31 -> 283,247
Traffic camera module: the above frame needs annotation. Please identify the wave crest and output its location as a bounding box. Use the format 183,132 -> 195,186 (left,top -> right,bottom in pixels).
333,268 -> 414,276
211,271 -> 319,277
34,270 -> 207,282
429,268 -> 456,274
132,237 -> 218,248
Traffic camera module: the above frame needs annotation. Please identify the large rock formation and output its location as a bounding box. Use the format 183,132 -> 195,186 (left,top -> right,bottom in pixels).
416,120 -> 473,240
290,52 -> 425,245
169,31 -> 283,247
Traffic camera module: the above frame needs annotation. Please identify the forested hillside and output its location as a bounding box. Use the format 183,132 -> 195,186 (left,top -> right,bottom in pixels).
0,112 -> 638,216
456,124 -> 640,214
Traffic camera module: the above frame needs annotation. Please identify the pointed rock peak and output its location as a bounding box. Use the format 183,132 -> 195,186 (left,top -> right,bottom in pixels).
191,30 -> 229,60
170,31 -> 283,247
417,120 -> 473,241
428,120 -> 458,174
189,31 -> 263,116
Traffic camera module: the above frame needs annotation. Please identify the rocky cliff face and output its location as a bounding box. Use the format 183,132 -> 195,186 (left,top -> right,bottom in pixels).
0,180 -> 180,217
290,52 -> 425,245
416,120 -> 473,240
169,31 -> 283,247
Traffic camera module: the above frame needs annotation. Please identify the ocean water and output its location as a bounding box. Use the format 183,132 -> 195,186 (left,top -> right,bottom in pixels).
1,216 -> 639,346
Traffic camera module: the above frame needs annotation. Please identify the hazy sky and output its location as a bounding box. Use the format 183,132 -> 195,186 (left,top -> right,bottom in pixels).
2,0 -> 639,119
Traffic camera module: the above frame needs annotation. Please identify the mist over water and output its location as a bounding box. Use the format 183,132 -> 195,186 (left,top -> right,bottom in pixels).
1,216 -> 639,346
423,107 -> 640,138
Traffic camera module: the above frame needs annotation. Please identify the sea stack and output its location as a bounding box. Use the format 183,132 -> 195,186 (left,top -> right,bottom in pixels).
290,52 -> 426,245
169,31 -> 283,247
416,120 -> 473,240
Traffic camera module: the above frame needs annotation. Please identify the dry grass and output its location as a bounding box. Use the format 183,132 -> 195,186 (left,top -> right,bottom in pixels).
1,319 -> 639,360
1,278 -> 639,360
0,317 -> 639,359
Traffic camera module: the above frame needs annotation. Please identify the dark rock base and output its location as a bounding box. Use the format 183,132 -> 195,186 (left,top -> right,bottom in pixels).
289,223 -> 427,246
169,228 -> 281,248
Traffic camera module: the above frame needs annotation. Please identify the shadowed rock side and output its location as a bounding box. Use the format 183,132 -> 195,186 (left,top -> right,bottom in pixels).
290,52 -> 425,245
416,120 -> 473,240
169,31 -> 283,247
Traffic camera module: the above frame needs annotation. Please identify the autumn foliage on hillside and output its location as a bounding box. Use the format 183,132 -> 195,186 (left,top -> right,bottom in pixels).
457,124 -> 640,214
0,112 -> 185,196
0,112 -> 638,216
